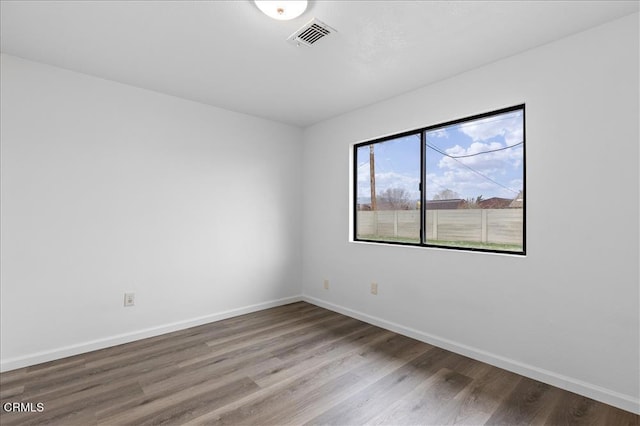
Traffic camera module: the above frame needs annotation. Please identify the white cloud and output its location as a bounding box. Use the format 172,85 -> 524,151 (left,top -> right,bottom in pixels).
427,128 -> 449,139
357,163 -> 420,200
427,111 -> 524,199
374,172 -> 420,196
458,110 -> 523,145
426,169 -> 519,200
438,141 -> 523,173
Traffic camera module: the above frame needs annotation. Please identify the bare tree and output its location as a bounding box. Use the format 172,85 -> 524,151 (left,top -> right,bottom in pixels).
464,195 -> 484,208
379,187 -> 412,210
433,188 -> 460,200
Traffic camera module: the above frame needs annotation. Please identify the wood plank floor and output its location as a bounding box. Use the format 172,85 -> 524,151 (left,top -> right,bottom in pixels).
1,302 -> 638,425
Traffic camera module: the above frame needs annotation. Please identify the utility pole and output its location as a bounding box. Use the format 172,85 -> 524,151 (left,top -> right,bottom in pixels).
369,145 -> 376,211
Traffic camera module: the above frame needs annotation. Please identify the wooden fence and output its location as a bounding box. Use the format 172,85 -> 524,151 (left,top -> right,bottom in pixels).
357,208 -> 523,245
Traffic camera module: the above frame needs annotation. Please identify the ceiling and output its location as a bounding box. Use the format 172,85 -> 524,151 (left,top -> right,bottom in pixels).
1,1 -> 638,127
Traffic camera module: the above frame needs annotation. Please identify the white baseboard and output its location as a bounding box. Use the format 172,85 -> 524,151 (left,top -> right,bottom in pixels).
303,295 -> 640,415
0,295 -> 302,373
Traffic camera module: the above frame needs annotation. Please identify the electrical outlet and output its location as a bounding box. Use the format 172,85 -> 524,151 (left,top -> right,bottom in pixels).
124,292 -> 135,307
323,279 -> 329,290
370,282 -> 378,295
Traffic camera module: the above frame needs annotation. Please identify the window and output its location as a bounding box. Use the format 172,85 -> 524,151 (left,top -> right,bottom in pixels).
354,105 -> 525,255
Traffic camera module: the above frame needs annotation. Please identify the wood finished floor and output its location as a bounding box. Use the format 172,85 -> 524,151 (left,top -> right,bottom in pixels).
0,302 -> 638,426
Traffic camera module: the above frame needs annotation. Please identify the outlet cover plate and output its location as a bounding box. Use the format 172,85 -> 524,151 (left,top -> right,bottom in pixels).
124,292 -> 135,307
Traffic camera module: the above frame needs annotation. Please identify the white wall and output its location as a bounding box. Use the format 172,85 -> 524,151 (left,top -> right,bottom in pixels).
302,14 -> 639,413
0,54 -> 303,370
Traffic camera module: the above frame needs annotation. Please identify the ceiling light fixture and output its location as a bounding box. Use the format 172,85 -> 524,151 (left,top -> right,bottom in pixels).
254,1 -> 308,21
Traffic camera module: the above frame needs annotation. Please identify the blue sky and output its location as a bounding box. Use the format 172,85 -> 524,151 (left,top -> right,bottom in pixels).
357,109 -> 524,202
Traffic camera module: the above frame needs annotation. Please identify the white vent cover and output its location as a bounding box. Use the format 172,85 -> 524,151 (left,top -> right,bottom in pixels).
287,18 -> 336,47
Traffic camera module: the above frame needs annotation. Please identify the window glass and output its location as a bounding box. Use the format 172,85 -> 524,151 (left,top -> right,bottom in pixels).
353,105 -> 525,254
425,109 -> 524,252
355,134 -> 421,243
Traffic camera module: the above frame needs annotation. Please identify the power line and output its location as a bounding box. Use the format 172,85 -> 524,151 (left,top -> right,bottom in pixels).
426,143 -> 519,195
443,141 -> 523,158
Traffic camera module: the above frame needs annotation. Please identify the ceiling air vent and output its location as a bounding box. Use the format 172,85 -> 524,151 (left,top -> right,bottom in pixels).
287,18 -> 336,47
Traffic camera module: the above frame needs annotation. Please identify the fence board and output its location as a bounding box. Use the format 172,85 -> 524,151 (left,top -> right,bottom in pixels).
358,208 -> 523,246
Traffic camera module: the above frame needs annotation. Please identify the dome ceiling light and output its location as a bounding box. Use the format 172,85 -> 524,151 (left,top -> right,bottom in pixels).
254,1 -> 308,21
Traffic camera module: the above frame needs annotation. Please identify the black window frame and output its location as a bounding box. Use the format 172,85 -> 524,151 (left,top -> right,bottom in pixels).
353,104 -> 526,255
